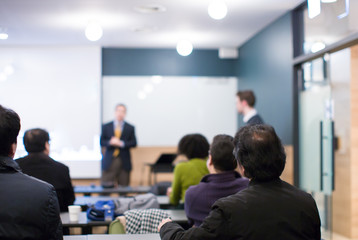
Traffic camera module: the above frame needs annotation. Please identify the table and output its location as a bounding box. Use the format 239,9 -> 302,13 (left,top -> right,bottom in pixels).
166,209 -> 188,224
74,185 -> 151,196
61,210 -> 187,234
88,234 -> 160,240
61,212 -> 112,234
64,236 -> 87,240
74,195 -> 170,209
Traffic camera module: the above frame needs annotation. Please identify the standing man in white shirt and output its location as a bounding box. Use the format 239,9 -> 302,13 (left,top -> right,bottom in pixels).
236,90 -> 264,125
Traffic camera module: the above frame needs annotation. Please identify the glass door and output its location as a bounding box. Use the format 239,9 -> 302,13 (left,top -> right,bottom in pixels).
298,56 -> 335,239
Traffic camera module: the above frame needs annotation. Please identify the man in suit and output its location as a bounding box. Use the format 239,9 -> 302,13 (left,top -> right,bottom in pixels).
101,103 -> 137,187
16,128 -> 75,212
236,90 -> 264,125
158,125 -> 321,240
0,105 -> 62,239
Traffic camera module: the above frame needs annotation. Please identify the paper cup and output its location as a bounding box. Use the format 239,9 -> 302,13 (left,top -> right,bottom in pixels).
68,205 -> 81,222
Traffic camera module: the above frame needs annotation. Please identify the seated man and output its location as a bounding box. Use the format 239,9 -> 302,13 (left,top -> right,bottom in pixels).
16,128 -> 75,212
159,124 -> 321,240
184,134 -> 249,226
0,105 -> 62,239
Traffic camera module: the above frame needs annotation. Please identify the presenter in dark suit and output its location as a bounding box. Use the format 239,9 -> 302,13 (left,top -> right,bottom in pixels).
16,128 -> 75,213
100,104 -> 137,187
236,90 -> 264,125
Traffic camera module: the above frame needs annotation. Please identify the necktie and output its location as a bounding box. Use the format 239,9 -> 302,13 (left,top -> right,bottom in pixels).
113,126 -> 122,157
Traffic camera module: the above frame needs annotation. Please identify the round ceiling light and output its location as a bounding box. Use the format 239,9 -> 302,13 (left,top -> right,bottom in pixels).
311,41 -> 326,53
85,21 -> 103,42
176,40 -> 193,57
208,0 -> 228,20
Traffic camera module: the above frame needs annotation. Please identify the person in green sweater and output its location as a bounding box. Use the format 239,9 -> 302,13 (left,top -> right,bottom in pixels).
167,134 -> 210,205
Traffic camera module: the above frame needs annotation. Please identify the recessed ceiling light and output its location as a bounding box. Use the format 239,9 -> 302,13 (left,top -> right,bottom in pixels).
208,0 -> 228,20
176,40 -> 193,57
134,4 -> 166,14
85,21 -> 103,41
311,41 -> 325,53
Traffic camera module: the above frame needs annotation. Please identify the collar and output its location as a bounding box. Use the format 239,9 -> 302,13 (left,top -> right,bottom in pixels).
243,109 -> 257,123
249,177 -> 281,186
0,155 -> 21,172
114,121 -> 125,129
201,171 -> 241,183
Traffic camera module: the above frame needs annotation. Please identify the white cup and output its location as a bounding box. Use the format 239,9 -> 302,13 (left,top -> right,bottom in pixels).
68,205 -> 81,222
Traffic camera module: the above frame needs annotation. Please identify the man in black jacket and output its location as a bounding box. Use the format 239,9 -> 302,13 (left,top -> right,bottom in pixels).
0,105 -> 62,240
158,124 -> 321,240
236,90 -> 264,125
16,128 -> 75,212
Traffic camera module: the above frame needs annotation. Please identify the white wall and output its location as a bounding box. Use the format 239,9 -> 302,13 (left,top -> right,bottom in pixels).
102,76 -> 238,146
0,50 -> 238,178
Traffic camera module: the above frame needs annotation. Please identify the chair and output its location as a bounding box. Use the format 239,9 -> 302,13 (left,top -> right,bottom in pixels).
147,154 -> 176,185
109,218 -> 126,234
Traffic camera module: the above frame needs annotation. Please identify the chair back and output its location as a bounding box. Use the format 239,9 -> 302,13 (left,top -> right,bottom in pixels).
109,219 -> 125,234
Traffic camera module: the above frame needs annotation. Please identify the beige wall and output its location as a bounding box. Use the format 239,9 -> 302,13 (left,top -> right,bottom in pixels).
72,145 -> 294,187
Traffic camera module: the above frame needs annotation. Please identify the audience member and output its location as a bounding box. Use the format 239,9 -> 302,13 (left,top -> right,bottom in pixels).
167,134 -> 209,205
236,90 -> 264,125
0,105 -> 62,239
16,128 -> 75,212
101,103 -> 137,187
184,134 -> 249,226
159,125 -> 321,240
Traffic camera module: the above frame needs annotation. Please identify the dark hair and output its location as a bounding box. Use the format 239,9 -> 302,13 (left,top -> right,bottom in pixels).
236,90 -> 256,107
178,134 -> 209,159
233,124 -> 286,181
210,134 -> 237,171
23,128 -> 50,153
0,105 -> 21,156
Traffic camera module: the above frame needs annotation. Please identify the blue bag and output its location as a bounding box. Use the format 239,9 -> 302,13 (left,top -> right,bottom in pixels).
87,200 -> 120,221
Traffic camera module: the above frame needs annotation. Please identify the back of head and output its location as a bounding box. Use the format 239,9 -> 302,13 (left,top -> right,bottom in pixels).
236,90 -> 256,107
23,128 -> 50,153
178,134 -> 209,159
210,134 -> 237,171
233,124 -> 286,181
0,105 -> 21,157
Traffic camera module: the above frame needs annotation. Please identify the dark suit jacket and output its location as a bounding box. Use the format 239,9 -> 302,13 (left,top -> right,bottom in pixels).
1,156 -> 62,239
100,121 -> 137,172
161,178 -> 321,240
247,114 -> 264,125
16,152 -> 75,212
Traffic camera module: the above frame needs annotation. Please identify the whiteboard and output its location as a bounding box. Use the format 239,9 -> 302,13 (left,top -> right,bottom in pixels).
102,76 -> 238,146
0,46 -> 102,161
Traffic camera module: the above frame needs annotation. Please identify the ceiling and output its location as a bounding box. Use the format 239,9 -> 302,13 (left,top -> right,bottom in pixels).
0,0 -> 304,49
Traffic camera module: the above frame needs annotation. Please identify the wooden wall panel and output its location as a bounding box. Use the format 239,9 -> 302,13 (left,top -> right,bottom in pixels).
72,145 -> 294,187
350,45 -> 358,238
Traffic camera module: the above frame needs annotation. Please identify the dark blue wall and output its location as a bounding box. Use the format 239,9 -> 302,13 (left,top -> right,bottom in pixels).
237,13 -> 293,144
102,48 -> 236,76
